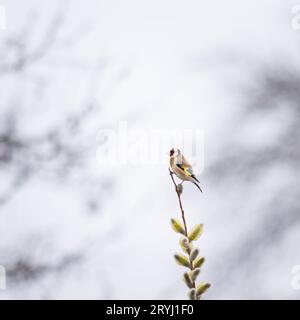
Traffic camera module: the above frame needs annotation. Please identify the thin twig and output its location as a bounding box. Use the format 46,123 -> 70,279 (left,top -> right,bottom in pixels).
169,168 -> 188,236
169,168 -> 195,287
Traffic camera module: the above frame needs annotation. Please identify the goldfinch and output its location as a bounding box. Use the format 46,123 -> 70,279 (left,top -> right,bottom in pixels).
169,148 -> 203,192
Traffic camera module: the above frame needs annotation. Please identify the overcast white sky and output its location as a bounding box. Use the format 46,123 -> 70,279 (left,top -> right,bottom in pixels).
0,0 -> 300,299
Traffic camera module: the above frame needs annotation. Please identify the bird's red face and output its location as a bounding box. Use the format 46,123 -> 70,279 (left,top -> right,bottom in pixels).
169,148 -> 175,157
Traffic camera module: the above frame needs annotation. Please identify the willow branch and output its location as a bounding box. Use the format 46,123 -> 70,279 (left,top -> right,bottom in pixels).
169,168 -> 195,287
169,168 -> 210,299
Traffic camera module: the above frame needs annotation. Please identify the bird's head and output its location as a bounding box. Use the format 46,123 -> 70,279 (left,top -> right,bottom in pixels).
169,148 -> 180,158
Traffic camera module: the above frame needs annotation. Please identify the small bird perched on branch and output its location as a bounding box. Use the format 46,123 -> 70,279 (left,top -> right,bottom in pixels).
169,148 -> 203,192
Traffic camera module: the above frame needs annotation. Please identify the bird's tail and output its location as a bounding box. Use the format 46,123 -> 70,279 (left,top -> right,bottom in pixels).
193,181 -> 203,193
191,174 -> 200,184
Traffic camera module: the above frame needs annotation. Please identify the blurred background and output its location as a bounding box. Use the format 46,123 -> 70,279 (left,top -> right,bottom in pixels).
0,0 -> 300,299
